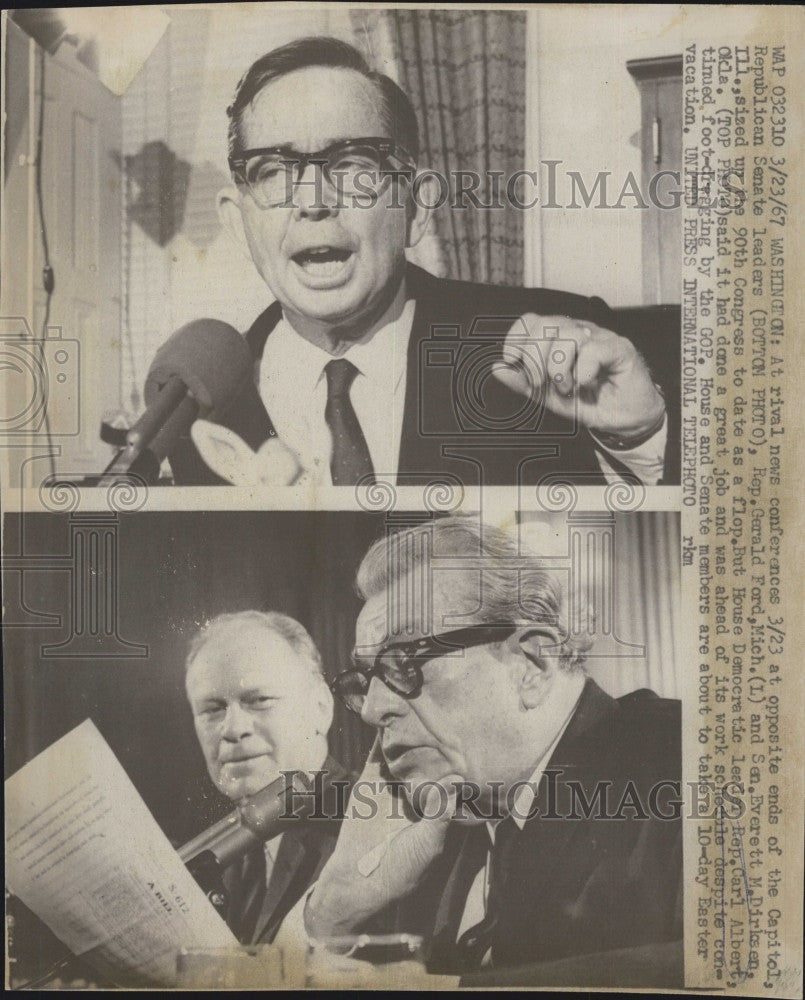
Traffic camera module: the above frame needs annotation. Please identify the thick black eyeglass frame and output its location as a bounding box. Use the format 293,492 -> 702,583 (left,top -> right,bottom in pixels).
332,624 -> 528,712
228,136 -> 416,195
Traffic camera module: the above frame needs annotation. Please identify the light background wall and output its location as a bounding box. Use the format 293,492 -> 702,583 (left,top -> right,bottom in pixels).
527,5 -> 767,305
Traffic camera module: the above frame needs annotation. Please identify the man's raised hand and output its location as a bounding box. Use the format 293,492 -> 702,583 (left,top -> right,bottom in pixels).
191,420 -> 309,486
304,750 -> 460,939
493,313 -> 665,442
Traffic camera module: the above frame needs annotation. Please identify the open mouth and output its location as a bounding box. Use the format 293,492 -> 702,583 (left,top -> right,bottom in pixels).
291,246 -> 354,276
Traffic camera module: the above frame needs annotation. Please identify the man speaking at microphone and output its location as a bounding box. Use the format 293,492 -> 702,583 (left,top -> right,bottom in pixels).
165,35 -> 673,488
184,610 -> 349,946
303,517 -> 683,987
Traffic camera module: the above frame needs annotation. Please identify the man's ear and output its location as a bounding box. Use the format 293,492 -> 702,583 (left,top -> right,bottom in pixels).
217,185 -> 252,258
315,680 -> 335,737
516,629 -> 562,709
404,171 -> 436,249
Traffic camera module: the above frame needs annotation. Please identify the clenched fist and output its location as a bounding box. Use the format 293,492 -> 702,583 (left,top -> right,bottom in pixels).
494,314 -> 665,442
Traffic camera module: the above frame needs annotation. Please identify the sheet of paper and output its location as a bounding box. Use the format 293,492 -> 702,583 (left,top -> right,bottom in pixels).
5,719 -> 237,987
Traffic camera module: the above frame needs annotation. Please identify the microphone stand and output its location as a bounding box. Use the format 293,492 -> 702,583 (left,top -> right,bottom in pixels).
99,377 -> 198,484
45,377 -> 199,487
177,769 -> 325,917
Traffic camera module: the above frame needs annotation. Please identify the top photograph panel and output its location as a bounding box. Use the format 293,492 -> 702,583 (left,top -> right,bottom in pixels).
2,6 -> 689,502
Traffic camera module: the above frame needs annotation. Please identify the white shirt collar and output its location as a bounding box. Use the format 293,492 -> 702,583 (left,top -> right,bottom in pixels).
275,296 -> 413,411
259,287 -> 415,482
264,278 -> 411,390
264,832 -> 283,867
336,303 -> 411,393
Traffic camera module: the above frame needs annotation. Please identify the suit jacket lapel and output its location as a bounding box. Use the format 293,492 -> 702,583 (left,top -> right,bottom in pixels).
427,824 -> 489,972
245,299 -> 283,361
523,679 -> 619,860
214,300 -> 282,451
250,756 -> 351,945
250,832 -> 310,946
430,680 -> 619,961
397,266 -> 449,481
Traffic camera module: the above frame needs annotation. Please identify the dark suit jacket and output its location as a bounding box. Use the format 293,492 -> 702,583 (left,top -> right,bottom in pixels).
223,758 -> 352,946
167,265 -> 678,486
393,679 -> 683,987
223,817 -> 341,946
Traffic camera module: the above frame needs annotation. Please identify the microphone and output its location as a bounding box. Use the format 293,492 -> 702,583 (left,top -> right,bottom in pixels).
102,320 -> 255,482
178,760 -> 348,912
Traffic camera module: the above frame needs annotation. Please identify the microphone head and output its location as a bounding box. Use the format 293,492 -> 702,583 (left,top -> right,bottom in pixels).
145,319 -> 254,414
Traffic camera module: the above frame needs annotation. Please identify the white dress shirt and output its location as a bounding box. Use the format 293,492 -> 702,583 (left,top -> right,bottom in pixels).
263,832 -> 282,883
259,297 -> 667,486
260,300 -> 414,485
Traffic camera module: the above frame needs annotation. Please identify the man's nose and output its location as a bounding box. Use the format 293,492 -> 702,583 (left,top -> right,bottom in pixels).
292,161 -> 340,220
220,702 -> 254,741
360,676 -> 408,728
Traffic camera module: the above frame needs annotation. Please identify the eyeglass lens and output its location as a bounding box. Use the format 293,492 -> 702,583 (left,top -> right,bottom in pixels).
242,142 -> 401,206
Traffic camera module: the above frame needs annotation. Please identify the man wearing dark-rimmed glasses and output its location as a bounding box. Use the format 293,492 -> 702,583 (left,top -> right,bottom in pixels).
167,35 -> 673,488
302,516 -> 682,987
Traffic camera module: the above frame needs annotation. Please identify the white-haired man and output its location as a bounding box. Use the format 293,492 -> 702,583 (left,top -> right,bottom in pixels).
305,517 -> 682,987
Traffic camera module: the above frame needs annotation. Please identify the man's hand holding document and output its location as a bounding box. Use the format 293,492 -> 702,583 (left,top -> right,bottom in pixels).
5,720 -> 237,987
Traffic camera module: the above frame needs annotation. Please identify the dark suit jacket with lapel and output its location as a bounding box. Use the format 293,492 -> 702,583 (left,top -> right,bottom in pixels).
222,758 -> 352,947
389,679 -> 683,987
166,265 -> 677,486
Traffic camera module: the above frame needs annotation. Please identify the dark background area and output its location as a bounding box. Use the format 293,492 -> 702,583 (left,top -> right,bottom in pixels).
4,511 -> 390,845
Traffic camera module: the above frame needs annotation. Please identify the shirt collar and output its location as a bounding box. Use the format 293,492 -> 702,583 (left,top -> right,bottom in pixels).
340,297 -> 414,391
261,321 -> 332,399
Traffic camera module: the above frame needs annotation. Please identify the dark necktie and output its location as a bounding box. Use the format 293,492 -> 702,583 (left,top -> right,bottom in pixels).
324,359 -> 375,486
454,817 -> 519,971
229,846 -> 267,945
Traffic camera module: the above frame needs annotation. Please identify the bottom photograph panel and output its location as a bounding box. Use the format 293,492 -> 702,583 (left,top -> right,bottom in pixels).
4,509 -> 681,989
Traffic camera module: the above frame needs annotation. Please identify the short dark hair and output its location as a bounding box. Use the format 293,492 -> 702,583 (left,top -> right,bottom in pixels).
226,36 -> 420,161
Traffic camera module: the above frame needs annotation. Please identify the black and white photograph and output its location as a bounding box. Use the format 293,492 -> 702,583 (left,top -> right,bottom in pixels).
2,5 -> 684,493
2,4 -> 803,996
5,509 -> 682,987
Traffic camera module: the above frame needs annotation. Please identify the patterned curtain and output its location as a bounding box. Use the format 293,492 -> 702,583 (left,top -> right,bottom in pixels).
353,9 -> 526,286
594,511 -> 680,700
516,511 -> 680,701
